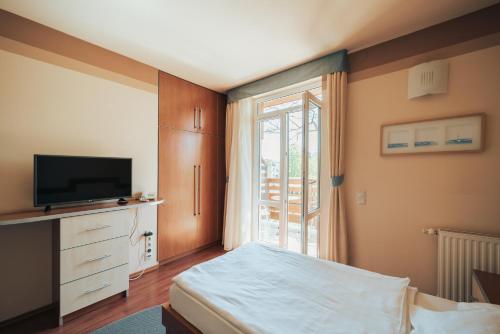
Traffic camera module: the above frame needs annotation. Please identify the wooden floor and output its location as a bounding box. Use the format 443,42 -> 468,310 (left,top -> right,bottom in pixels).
1,245 -> 225,334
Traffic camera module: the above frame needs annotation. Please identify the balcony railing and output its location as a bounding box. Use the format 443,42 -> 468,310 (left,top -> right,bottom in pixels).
260,177 -> 318,223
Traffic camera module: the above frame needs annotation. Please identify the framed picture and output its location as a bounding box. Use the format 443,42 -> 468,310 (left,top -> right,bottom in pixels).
380,113 -> 485,155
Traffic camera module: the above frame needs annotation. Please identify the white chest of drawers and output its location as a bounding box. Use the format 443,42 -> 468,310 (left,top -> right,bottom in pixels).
58,210 -> 130,325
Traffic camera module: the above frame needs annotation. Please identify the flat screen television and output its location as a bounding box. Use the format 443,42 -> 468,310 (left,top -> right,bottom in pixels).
34,155 -> 132,208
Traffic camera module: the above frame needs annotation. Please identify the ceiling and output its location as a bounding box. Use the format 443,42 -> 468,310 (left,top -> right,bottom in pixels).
0,0 -> 497,92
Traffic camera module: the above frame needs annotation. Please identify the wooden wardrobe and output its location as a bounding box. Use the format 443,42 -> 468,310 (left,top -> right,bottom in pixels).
158,71 -> 226,263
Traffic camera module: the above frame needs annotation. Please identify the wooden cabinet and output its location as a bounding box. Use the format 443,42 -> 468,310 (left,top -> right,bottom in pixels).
158,71 -> 226,263
198,87 -> 218,135
159,71 -> 220,136
158,128 -> 199,259
197,134 -> 218,246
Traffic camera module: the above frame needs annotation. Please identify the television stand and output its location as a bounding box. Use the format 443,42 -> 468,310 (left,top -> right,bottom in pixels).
44,205 -> 51,212
0,198 -> 164,325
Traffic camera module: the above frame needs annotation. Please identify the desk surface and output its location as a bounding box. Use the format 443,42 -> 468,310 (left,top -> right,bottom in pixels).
0,198 -> 164,226
473,270 -> 500,305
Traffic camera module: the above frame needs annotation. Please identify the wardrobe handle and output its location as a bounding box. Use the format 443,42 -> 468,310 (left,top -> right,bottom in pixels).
193,107 -> 197,129
193,165 -> 197,216
198,108 -> 202,130
197,165 -> 201,215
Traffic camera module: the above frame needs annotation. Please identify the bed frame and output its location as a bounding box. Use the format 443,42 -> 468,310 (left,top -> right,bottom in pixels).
162,303 -> 201,334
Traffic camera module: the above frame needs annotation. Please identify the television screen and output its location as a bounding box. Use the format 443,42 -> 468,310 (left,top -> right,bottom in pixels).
34,155 -> 132,207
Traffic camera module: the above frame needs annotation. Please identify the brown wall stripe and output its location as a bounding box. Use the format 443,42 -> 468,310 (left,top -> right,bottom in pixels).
0,9 -> 158,87
348,3 -> 500,82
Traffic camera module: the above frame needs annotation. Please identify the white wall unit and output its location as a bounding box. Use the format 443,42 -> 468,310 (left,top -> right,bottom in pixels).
58,210 -> 130,325
0,199 -> 164,325
60,211 -> 130,250
60,264 -> 129,318
60,236 -> 128,285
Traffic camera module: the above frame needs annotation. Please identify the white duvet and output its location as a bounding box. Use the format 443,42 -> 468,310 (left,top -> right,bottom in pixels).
173,242 -> 410,334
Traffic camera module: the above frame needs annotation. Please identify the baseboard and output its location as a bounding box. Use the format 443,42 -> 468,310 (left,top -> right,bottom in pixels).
159,241 -> 222,266
0,302 -> 56,329
129,263 -> 159,278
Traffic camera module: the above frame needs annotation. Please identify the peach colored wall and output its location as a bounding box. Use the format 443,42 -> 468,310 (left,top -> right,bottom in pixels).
345,45 -> 500,294
0,45 -> 158,321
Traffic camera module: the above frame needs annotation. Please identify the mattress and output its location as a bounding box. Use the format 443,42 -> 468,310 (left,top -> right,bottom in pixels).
170,242 -> 458,334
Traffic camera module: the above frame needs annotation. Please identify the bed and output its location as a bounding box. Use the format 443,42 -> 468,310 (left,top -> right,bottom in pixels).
162,242 -> 459,334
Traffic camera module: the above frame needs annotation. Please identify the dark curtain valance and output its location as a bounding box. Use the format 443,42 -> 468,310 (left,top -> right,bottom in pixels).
226,49 -> 349,102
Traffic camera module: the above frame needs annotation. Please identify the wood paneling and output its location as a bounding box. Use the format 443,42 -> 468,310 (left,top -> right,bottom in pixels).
0,199 -> 164,226
158,72 -> 198,131
198,87 -> 218,135
158,127 -> 199,260
0,246 -> 225,334
197,134 -> 219,246
158,71 -> 221,136
158,71 -> 226,262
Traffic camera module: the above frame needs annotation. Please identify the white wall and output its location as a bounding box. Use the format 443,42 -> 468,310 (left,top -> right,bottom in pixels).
0,48 -> 158,321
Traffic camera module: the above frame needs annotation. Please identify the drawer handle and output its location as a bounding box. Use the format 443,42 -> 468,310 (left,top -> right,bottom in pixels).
83,282 -> 111,295
86,254 -> 111,262
85,225 -> 112,232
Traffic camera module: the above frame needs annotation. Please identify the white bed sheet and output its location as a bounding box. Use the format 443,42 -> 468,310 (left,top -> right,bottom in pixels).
171,242 -> 414,334
170,282 -> 457,334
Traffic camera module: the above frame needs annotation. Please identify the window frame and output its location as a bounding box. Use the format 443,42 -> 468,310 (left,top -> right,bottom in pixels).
252,78 -> 322,256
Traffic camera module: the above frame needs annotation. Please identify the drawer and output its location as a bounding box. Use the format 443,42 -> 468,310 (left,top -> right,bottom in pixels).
60,264 -> 129,317
60,236 -> 128,284
60,210 -> 130,250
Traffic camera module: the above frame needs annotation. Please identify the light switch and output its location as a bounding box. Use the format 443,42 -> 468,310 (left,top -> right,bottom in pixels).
356,191 -> 366,206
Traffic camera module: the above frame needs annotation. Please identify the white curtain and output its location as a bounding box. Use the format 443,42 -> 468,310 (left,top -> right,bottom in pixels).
224,98 -> 253,251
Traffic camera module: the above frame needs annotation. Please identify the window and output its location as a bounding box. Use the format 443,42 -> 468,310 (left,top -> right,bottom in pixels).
254,81 -> 322,257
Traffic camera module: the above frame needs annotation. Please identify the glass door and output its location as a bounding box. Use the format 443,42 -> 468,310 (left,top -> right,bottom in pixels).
303,92 -> 321,257
256,87 -> 321,256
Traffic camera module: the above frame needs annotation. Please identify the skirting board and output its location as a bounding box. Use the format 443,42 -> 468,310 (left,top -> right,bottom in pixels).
159,241 -> 222,266
129,264 -> 159,278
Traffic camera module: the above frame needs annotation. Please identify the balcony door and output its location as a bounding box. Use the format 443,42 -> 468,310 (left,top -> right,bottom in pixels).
255,86 -> 322,257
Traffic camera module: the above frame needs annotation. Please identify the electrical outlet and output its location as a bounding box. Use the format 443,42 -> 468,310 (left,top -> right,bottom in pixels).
356,191 -> 367,206
143,231 -> 153,261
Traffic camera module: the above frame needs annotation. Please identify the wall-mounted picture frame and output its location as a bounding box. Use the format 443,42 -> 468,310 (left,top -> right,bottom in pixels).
380,113 -> 485,156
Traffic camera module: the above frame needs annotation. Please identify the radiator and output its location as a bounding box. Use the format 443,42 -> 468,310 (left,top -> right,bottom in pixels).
437,229 -> 500,302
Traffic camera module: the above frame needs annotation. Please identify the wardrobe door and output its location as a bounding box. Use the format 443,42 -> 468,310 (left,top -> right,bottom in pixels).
197,88 -> 218,136
158,127 -> 200,261
159,71 -> 198,132
196,134 -> 219,246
